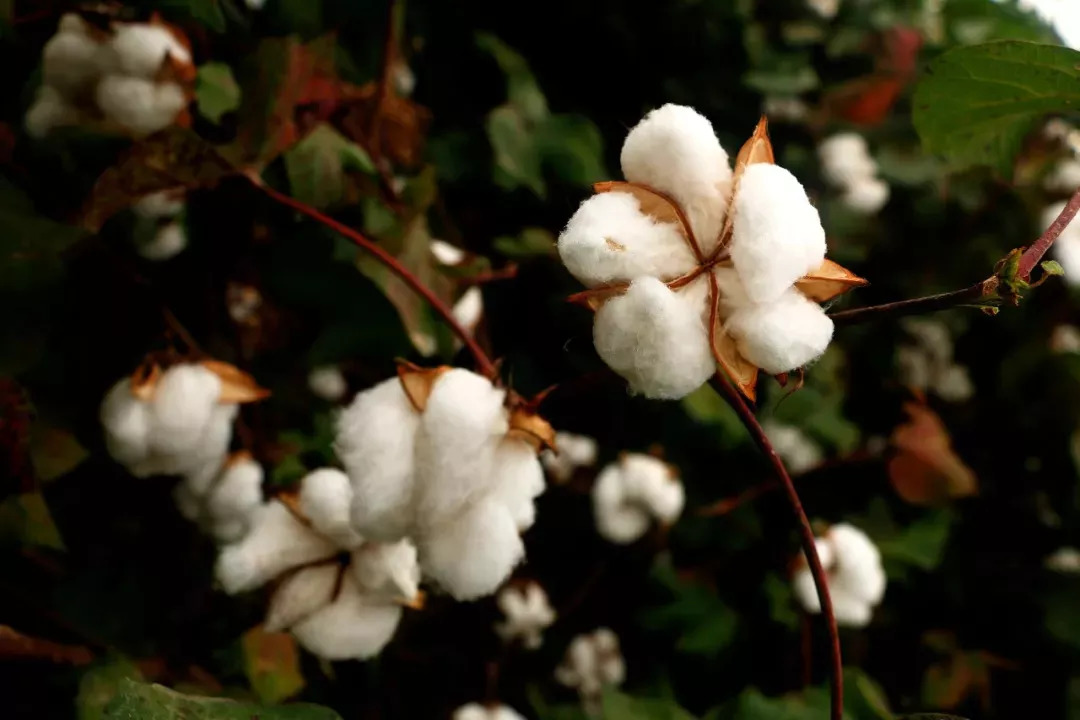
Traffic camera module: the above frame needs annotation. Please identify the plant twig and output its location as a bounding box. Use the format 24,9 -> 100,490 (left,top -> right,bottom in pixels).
1017,186 -> 1080,279
708,376 -> 843,720
252,178 -> 498,378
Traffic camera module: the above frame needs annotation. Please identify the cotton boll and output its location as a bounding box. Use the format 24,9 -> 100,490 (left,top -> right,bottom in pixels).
622,454 -> 684,524
308,365 -> 347,402
558,192 -> 698,288
216,502 -> 338,594
265,563 -> 339,632
24,86 -> 83,138
620,104 -> 732,252
761,421 -> 822,475
105,24 -> 191,78
149,365 -> 222,454
817,133 -> 877,188
42,24 -> 102,96
205,457 -> 263,542
725,288 -> 834,374
828,523 -> 885,605
488,438 -> 545,531
1052,325 -> 1080,354
933,364 -> 974,402
453,287 -> 484,332
337,377 -> 420,541
453,705 -> 490,720
136,221 -> 187,260
299,468 -> 364,549
841,177 -> 890,214
556,628 -> 625,698
419,498 -> 524,600
791,537 -> 834,614
495,582 -> 555,649
763,95 -> 809,123
592,462 -> 651,544
829,587 -> 873,627
808,0 -> 841,18
540,432 -> 598,483
593,276 -> 715,400
290,573 -> 403,660
132,190 -> 185,219
100,379 -> 150,467
430,239 -> 466,265
351,539 -> 420,601
491,707 -> 527,720
731,164 -> 827,303
96,76 -> 187,136
1046,547 -> 1080,573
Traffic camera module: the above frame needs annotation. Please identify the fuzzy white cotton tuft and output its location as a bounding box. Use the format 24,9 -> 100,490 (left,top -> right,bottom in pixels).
351,539 -> 421,602
453,287 -> 484,332
430,239 -> 466,265
808,0 -> 841,18
453,704 -> 527,720
593,276 -> 715,400
290,573 -> 403,660
495,581 -> 556,649
100,379 -> 152,467
419,497 -> 524,600
540,432 -> 598,483
725,288 -> 834,374
136,221 -> 187,260
558,191 -> 698,288
244,0 -> 268,8
300,468 -> 364,549
792,523 -> 885,628
842,177 -> 890,214
204,457 -> 264,542
42,22 -> 102,96
620,104 -> 732,252
592,453 -> 684,544
555,628 -> 626,700
264,563 -> 339,632
308,365 -> 348,402
1044,201 -> 1080,286
762,421 -> 822,474
132,190 -> 185,219
1046,546 -> 1080,573
105,24 -> 191,79
337,377 -> 421,541
763,95 -> 809,123
488,438 -> 546,531
24,86 -> 83,138
897,319 -> 973,402
731,163 -> 826,303
818,133 -> 877,188
96,76 -> 186,137
150,365 -> 221,453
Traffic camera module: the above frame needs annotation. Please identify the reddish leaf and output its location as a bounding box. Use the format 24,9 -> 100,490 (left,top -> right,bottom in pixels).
888,402 -> 977,505
337,83 -> 432,168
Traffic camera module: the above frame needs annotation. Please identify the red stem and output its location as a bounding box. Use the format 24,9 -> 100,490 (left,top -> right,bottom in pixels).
1017,186 -> 1080,279
709,376 -> 843,720
254,180 -> 498,379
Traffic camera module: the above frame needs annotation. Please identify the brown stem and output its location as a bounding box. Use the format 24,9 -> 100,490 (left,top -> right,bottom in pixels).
708,376 -> 843,720
1017,186 -> 1080,279
369,0 -> 401,164
252,179 -> 498,378
827,279 -> 995,326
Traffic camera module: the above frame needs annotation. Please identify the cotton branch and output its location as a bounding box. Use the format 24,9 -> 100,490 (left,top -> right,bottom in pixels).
708,376 -> 844,720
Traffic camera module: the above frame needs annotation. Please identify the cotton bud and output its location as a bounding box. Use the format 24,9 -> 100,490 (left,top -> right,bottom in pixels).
592,453 -> 684,544
135,220 -> 187,260
495,581 -> 556,649
724,288 -> 834,375
555,628 -> 626,711
762,421 -> 822,475
453,703 -> 527,720
792,523 -> 885,628
308,365 -> 348,402
96,76 -> 187,137
1044,201 -> 1080,285
541,432 -> 598,483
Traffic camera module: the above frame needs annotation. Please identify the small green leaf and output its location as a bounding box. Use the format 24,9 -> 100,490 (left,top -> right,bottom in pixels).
0,491 -> 64,550
488,106 -> 545,197
475,32 -> 549,122
1042,259 -> 1065,276
284,124 -> 365,209
601,689 -> 698,720
493,227 -> 556,259
102,679 -> 342,719
535,114 -> 607,186
878,509 -> 952,571
195,63 -> 241,123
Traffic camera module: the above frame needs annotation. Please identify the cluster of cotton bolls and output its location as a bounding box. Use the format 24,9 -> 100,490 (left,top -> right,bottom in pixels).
494,580 -> 556,649
131,189 -> 188,261
559,104 -> 854,400
762,420 -> 823,475
452,704 -> 525,720
555,628 -> 626,714
308,364 -> 348,402
792,523 -> 885,628
216,468 -> 423,660
27,13 -> 194,139
337,366 -> 550,600
896,319 -> 973,402
541,432 -> 598,483
592,453 -> 684,544
818,133 -> 890,214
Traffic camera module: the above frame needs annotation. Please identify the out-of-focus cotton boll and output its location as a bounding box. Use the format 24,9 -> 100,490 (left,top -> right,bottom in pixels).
430,239 -> 467,265
244,0 -> 267,8
620,104 -> 732,253
488,439 -> 546,531
592,453 -> 684,544
308,365 -> 348,402
842,177 -> 890,214
202,455 -> 263,542
818,133 -> 877,187
96,76 -> 186,137
761,421 -> 822,474
132,190 -> 185,219
495,581 -> 556,649
338,377 -> 421,542
1046,547 -> 1080,573
453,704 -> 528,720
731,164 -> 826,303
299,468 -> 365,549
1044,158 -> 1080,193
104,23 -> 191,79
792,523 -> 885,628
1052,325 -> 1080,354
763,95 -> 809,123
452,287 -> 484,332
808,0 -> 841,19
351,538 -> 421,602
136,221 -> 187,260
897,319 -> 973,402
592,277 -> 715,400
42,18 -> 101,96
1045,201 -> 1080,285
558,191 -> 698,287
555,628 -> 626,707
24,86 -> 84,138
541,432 -> 598,483
725,288 -> 834,374
289,573 -> 403,660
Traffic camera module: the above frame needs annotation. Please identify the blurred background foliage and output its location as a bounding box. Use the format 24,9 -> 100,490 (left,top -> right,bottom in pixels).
2,0 -> 1080,718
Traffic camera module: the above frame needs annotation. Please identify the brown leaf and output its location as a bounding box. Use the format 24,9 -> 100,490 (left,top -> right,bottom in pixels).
593,181 -> 695,249
338,83 -> 432,168
0,625 -> 93,666
712,325 -> 758,402
200,360 -> 271,404
129,362 -> 162,401
796,258 -> 870,302
507,408 -> 557,452
718,116 -> 776,249
396,361 -> 450,413
241,625 -> 305,704
888,402 -> 977,506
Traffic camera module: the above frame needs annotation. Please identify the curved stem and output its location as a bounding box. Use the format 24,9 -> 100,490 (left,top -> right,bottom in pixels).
1018,186 -> 1080,279
708,376 -> 843,720
828,280 -> 994,326
253,179 -> 498,379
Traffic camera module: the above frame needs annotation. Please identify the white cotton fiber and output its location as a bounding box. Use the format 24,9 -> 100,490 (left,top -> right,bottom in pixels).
731,164 -> 827,303
290,574 -> 403,660
149,364 -> 221,454
725,288 -> 834,374
350,539 -> 420,602
761,420 -> 822,475
540,432 -> 597,483
100,379 -> 151,467
452,286 -> 484,331
454,704 -> 527,720
96,76 -> 187,137
132,190 -> 185,219
592,453 -> 683,544
412,369 -> 508,526
137,221 -> 187,260
205,457 -> 263,542
430,239 -> 466,265
337,377 -> 420,541
419,498 -> 524,600
592,462 -> 651,544
828,523 -> 886,605
308,365 -> 347,402
24,86 -> 83,138
1044,158 -> 1080,193
593,276 -> 716,400
215,501 -> 338,594
620,104 -> 733,253
842,177 -> 890,214
791,536 -> 834,614
264,563 -> 340,632
104,23 -> 191,79
488,438 -> 546,531
495,581 -> 555,649
299,468 -> 364,549
818,133 -> 877,188
42,22 -> 101,96
558,192 -> 698,287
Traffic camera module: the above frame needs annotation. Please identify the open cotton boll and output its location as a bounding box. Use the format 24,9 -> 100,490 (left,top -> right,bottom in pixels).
558,192 -> 697,288
1044,202 -> 1080,285
495,582 -> 556,649
216,502 -> 338,594
556,628 -> 626,699
42,22 -> 102,96
454,704 -> 527,720
290,573 -> 403,660
593,276 -> 715,400
828,523 -> 886,604
105,23 -> 191,78
540,432 -> 598,483
731,163 -> 826,303
625,457 -> 684,524
351,539 -> 420,601
934,364 -> 974,402
299,468 -> 364,549
842,177 -> 890,214
132,190 -> 185,219
620,104 -> 732,253
488,438 -> 546,531
137,221 -> 187,261
308,365 -> 347,402
763,95 -> 809,123
205,457 -> 263,542
1044,158 -> 1080,193
265,564 -> 339,632
762,421 -> 822,475
96,76 -> 186,137
100,379 -> 151,467
413,369 -> 508,525
725,288 -> 834,374
24,86 -> 84,138
337,377 -> 420,541
452,287 -> 484,332
419,497 -> 524,600
591,460 -> 650,544
818,133 -> 877,188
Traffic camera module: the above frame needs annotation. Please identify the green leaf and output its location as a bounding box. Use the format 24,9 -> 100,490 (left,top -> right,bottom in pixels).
913,41 -> 1080,176
284,124 -> 368,209
0,178 -> 84,292
77,656 -> 144,720
0,491 -> 64,550
744,64 -> 819,95
195,63 -> 241,123
493,227 -> 556,259
878,509 -> 952,571
29,421 -> 87,483
844,668 -> 893,720
1042,260 -> 1065,276
475,32 -> 549,122
102,679 -> 341,719
535,114 -> 608,186
242,626 -> 305,704
641,561 -> 739,659
725,687 -> 844,720
488,106 -> 545,197
762,574 -> 800,630
601,689 -> 698,720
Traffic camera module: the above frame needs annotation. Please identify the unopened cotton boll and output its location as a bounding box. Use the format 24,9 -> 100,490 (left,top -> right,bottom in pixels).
761,421 -> 822,475
24,86 -> 84,138
299,468 -> 365,549
308,365 -> 347,402
495,581 -> 556,649
104,23 -> 191,79
337,377 -> 421,541
96,76 -> 187,137
593,276 -> 715,400
592,453 -> 684,544
289,573 -> 403,660
1044,201 -> 1080,285
620,104 -> 732,253
725,288 -> 834,374
842,177 -> 890,214
136,221 -> 187,260
204,456 -> 264,542
454,704 -> 527,720
42,18 -> 102,96
731,164 -> 826,303
558,191 -> 697,287
540,432 -> 598,482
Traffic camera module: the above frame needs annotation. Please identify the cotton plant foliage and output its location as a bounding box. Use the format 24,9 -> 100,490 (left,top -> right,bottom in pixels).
792,523 -> 886,628
557,105 -> 866,401
592,453 -> 684,544
335,363 -> 554,600
216,468 -> 423,660
555,628 -> 626,713
494,580 -> 556,649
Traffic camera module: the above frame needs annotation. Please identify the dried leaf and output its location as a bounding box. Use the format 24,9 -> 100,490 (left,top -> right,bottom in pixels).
888,402 -> 978,506
129,363 -> 162,401
719,116 -> 776,247
712,301 -> 758,401
507,408 -> 556,452
338,83 -> 432,168
396,362 -> 450,413
241,625 -> 305,704
796,258 -> 870,302
200,360 -> 271,404
593,181 -> 694,247
0,625 -> 93,665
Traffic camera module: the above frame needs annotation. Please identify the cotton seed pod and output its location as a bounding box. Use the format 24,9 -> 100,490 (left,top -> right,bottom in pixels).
453,703 -> 528,720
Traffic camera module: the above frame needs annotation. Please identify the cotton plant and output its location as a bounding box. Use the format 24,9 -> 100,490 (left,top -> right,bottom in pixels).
818,133 -> 890,214
174,450 -> 264,543
216,468 -> 423,660
308,365 -> 349,402
453,703 -> 526,720
494,580 -> 556,649
540,432 -> 598,483
557,104 -> 866,401
896,318 -> 974,402
131,189 -> 188,261
26,13 -> 195,138
1043,201 -> 1080,284
762,420 -> 823,475
555,628 -> 626,715
336,363 -> 554,600
592,453 -> 684,544
792,523 -> 886,628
